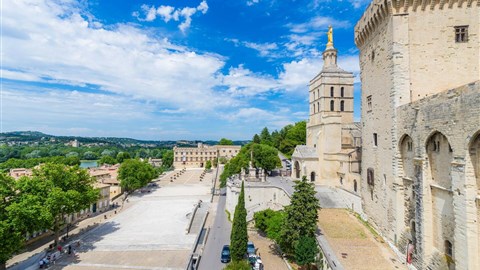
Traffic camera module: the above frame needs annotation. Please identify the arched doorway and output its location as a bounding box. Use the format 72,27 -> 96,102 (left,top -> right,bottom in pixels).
468,132 -> 480,268
426,132 -> 454,262
310,171 -> 315,182
400,134 -> 416,230
294,161 -> 300,179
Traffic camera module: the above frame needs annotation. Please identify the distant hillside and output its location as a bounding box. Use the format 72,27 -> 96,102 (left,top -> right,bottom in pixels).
0,131 -> 249,147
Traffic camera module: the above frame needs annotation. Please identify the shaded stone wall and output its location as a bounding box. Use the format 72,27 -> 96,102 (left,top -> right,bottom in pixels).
357,15 -> 398,242
355,1 -> 480,268
226,181 -> 291,221
396,81 -> 480,269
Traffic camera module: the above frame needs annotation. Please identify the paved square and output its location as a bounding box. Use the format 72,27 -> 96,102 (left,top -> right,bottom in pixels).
53,169 -> 212,270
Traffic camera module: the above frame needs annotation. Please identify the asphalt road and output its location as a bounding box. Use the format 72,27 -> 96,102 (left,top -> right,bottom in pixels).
278,152 -> 289,171
198,195 -> 232,270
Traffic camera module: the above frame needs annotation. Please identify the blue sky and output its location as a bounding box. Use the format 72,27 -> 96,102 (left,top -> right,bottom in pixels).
2,0 -> 369,140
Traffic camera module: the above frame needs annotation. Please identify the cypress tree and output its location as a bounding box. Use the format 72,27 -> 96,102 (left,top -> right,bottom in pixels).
230,181 -> 248,261
280,176 -> 320,254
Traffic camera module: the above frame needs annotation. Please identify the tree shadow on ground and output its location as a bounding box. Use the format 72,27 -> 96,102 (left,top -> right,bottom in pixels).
46,221 -> 121,270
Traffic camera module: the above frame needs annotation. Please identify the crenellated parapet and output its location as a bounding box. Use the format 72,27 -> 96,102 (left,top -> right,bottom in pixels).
354,0 -> 480,47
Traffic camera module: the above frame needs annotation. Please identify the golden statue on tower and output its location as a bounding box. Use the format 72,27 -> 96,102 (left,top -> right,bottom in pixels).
326,25 -> 333,48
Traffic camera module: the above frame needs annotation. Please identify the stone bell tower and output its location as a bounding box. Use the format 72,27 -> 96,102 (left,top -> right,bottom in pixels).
308,26 -> 355,127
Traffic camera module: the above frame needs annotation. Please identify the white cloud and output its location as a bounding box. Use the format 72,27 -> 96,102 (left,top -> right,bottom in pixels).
279,58 -> 322,92
222,65 -> 280,96
286,16 -> 350,34
3,0 -> 237,113
156,5 -> 177,22
134,1 -> 208,32
221,107 -> 300,131
144,5 -> 158,21
1,86 -> 153,133
197,1 -> 209,14
349,0 -> 370,9
246,0 -> 260,6
226,38 -> 280,58
1,0 -> 358,139
243,42 -> 278,57
278,54 -> 360,93
1,69 -> 42,82
338,55 -> 360,82
287,34 -> 317,46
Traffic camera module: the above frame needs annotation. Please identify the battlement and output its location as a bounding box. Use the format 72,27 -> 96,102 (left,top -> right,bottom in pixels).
355,0 -> 480,47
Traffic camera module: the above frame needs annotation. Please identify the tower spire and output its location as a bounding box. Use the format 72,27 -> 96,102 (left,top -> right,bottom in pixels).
326,25 -> 334,49
322,26 -> 337,70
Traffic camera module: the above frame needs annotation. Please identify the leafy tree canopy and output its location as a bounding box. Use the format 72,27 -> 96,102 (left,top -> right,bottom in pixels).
15,163 -> 99,245
252,134 -> 261,144
205,160 -> 212,170
101,149 -> 116,157
116,151 -> 131,163
0,156 -> 80,172
253,209 -> 285,243
295,235 -> 319,269
118,159 -> 158,194
219,138 -> 234,145
83,151 -> 98,160
135,149 -> 148,159
224,260 -> 251,270
160,150 -> 173,169
99,155 -> 117,165
260,127 -> 272,146
0,173 -> 26,269
252,144 -> 281,171
66,151 -> 79,158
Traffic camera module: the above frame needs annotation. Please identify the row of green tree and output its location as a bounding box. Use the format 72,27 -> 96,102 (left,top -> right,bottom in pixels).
0,159 -> 158,270
0,156 -> 81,172
251,121 -> 306,157
0,164 -> 99,270
0,149 -> 174,173
219,143 -> 281,187
219,121 -> 305,187
0,144 -> 172,163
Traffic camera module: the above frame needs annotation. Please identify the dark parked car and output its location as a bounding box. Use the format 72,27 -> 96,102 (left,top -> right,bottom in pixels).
221,245 -> 231,263
247,241 -> 256,255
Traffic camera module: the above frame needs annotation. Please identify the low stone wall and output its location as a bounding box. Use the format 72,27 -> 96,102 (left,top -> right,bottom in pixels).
226,180 -> 291,221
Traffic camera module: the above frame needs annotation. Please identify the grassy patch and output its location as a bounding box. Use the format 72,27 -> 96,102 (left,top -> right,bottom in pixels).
352,211 -> 384,243
225,210 -> 232,223
318,209 -> 366,239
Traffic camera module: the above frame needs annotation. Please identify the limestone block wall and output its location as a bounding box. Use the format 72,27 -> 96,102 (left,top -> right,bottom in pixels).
396,81 -> 480,269
310,71 -> 355,124
407,5 -> 479,101
356,0 -> 480,256
292,158 -> 318,181
358,16 -> 398,242
226,182 -> 291,221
